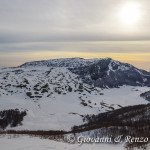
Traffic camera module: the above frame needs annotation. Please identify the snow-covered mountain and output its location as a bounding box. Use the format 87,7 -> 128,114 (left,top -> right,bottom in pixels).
20,58 -> 150,88
69,58 -> 150,88
0,58 -> 150,131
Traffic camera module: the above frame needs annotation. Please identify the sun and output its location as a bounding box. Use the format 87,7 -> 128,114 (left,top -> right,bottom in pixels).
119,2 -> 141,26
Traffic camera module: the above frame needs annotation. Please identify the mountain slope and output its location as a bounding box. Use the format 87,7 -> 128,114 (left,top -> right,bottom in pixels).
19,58 -> 150,88
69,58 -> 150,88
0,64 -> 149,130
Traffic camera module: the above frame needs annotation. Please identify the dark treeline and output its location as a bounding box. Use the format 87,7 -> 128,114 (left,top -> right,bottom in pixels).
0,109 -> 26,129
71,103 -> 150,135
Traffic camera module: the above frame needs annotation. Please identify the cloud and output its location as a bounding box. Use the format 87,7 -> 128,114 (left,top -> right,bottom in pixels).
0,0 -> 150,45
0,41 -> 150,53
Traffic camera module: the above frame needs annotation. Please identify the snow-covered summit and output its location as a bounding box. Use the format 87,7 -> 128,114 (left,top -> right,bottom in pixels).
19,57 -> 101,68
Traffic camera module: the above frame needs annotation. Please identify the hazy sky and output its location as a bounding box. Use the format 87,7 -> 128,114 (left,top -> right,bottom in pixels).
0,0 -> 150,70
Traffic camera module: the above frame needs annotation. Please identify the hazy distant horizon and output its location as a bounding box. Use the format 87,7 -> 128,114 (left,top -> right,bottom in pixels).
0,56 -> 149,72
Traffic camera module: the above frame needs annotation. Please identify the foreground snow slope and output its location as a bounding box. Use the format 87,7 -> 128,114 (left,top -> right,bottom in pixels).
1,134 -> 149,150
0,135 -> 126,150
0,86 -> 149,130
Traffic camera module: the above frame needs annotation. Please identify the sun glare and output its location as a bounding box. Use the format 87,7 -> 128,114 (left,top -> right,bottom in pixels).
119,2 -> 141,26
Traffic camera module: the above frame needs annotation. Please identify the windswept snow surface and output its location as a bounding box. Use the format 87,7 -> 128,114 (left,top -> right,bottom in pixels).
0,135 -> 125,150
0,66 -> 149,130
0,86 -> 149,131
1,135 -> 149,150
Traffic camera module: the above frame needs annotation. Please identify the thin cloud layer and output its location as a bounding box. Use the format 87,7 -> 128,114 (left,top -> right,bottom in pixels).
0,0 -> 150,44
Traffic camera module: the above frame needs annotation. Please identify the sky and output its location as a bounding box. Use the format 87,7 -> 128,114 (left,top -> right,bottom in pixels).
0,0 -> 150,71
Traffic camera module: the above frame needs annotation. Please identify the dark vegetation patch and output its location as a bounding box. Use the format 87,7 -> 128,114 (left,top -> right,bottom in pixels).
140,91 -> 150,101
80,101 -> 88,106
0,109 -> 27,129
26,92 -> 34,98
70,103 -> 150,141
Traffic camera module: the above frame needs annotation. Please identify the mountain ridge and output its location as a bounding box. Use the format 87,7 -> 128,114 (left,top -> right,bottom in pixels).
18,57 -> 150,88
